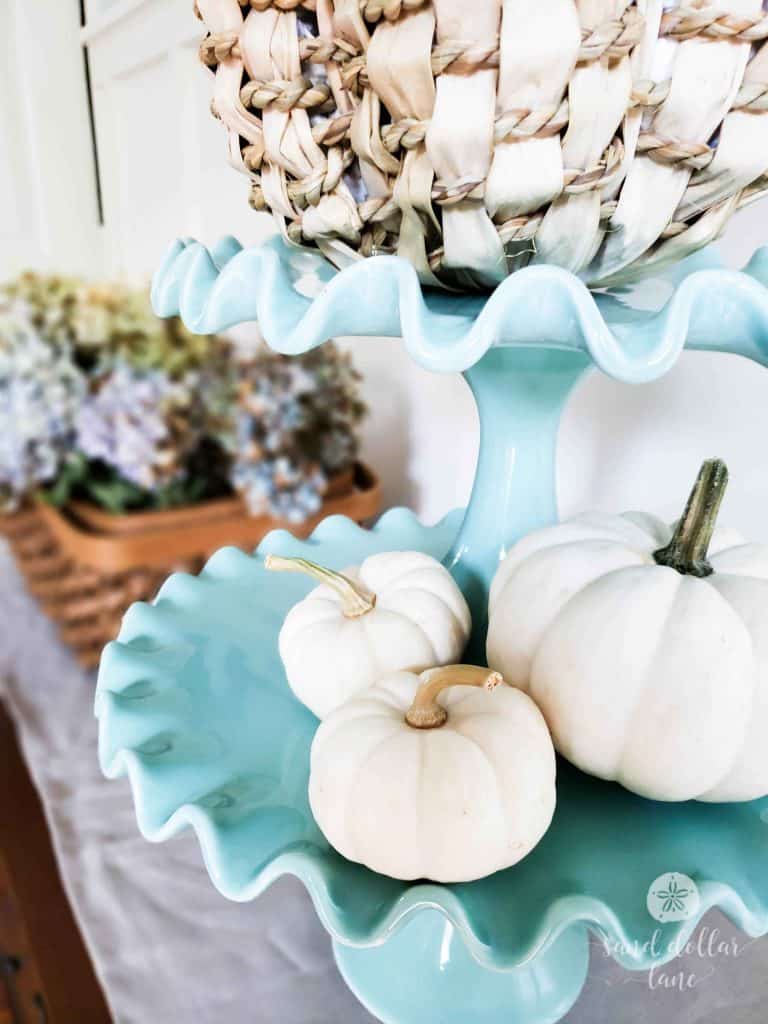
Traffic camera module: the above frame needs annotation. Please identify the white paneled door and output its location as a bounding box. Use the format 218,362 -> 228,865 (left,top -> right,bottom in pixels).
0,0 -> 102,278
82,0 -> 275,278
0,0 -> 275,283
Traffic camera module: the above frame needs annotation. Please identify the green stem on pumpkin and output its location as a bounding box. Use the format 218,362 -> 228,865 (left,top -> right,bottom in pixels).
405,665 -> 503,730
264,554 -> 376,618
653,458 -> 729,578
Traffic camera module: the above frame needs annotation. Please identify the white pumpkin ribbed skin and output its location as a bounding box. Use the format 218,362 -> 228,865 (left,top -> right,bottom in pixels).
487,512 -> 768,803
309,672 -> 556,882
278,551 -> 471,719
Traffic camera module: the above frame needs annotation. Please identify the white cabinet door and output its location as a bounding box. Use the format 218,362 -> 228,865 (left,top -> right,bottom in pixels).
0,0 -> 102,279
83,0 -> 275,278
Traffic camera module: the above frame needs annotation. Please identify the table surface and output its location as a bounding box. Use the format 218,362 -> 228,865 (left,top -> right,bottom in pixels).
1,542 -> 767,1024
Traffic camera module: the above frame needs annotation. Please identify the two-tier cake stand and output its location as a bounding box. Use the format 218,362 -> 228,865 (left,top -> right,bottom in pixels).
96,235 -> 768,1023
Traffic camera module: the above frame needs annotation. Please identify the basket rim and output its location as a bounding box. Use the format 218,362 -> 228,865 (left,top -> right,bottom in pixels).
34,461 -> 380,574
65,465 -> 357,536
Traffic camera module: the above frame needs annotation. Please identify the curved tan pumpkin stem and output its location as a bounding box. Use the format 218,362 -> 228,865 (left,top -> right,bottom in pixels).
405,665 -> 503,730
264,554 -> 376,618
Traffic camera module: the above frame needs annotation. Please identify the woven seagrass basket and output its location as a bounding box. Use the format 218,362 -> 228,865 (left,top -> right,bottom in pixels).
0,463 -> 380,669
196,0 -> 768,290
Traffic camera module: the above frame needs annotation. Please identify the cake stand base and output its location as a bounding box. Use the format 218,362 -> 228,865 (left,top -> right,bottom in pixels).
333,913 -> 589,1024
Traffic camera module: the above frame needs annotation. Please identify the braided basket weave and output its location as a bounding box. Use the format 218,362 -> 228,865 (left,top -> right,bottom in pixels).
0,506 -> 190,670
197,0 -> 768,290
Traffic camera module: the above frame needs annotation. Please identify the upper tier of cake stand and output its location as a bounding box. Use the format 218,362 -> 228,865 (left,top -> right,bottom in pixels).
151,234 -> 768,379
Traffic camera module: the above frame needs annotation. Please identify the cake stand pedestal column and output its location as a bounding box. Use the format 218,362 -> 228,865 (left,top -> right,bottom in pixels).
444,346 -> 589,654
334,915 -> 590,1024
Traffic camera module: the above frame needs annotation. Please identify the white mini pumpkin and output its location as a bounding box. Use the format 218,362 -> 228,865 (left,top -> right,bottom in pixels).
487,459 -> 768,803
309,665 -> 557,882
267,551 -> 471,718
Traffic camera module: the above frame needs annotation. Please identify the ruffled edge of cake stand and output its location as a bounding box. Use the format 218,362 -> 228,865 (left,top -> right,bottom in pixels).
151,235 -> 768,379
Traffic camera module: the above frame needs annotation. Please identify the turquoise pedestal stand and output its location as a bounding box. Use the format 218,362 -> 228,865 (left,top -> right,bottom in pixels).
334,916 -> 590,1024
95,237 -> 768,1024
446,347 -> 589,658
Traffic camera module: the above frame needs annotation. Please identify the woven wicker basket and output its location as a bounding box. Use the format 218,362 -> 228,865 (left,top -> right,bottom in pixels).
196,0 -> 768,290
0,463 -> 380,669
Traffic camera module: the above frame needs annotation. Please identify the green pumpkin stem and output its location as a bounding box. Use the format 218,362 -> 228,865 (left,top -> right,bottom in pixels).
653,458 -> 729,578
264,554 -> 376,618
405,665 -> 503,730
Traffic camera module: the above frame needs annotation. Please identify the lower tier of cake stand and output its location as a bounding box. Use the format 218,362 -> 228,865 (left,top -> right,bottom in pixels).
97,508 -> 768,1024
334,914 -> 589,1024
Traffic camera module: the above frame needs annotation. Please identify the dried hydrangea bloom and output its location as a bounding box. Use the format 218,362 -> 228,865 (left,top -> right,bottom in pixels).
0,270 -> 366,521
75,362 -> 207,492
1,272 -> 213,377
1,274 -> 83,353
71,284 -> 214,376
0,319 -> 85,512
232,457 -> 327,524
217,342 -> 366,522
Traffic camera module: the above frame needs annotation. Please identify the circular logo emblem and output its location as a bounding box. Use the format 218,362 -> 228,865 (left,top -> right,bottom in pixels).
647,873 -> 701,923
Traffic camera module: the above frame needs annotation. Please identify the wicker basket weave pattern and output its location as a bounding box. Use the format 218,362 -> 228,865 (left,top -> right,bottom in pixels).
197,0 -> 768,290
0,464 -> 381,669
0,507 -> 182,669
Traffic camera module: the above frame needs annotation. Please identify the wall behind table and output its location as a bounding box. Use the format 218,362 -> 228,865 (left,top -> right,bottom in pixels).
4,0 -> 768,539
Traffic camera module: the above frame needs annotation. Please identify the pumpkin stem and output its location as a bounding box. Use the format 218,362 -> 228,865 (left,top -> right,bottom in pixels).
653,458 -> 729,578
264,554 -> 376,618
405,665 -> 503,730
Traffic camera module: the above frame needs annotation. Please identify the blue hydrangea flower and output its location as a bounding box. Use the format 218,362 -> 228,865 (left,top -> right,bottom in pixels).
232,457 -> 326,523
217,343 -> 365,523
75,362 -> 204,492
0,319 -> 85,512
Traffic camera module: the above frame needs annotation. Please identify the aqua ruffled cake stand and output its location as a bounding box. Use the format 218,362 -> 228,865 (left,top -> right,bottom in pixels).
96,237 -> 768,1024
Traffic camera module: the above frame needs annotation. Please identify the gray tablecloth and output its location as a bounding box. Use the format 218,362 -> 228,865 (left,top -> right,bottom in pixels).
1,543 -> 767,1024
